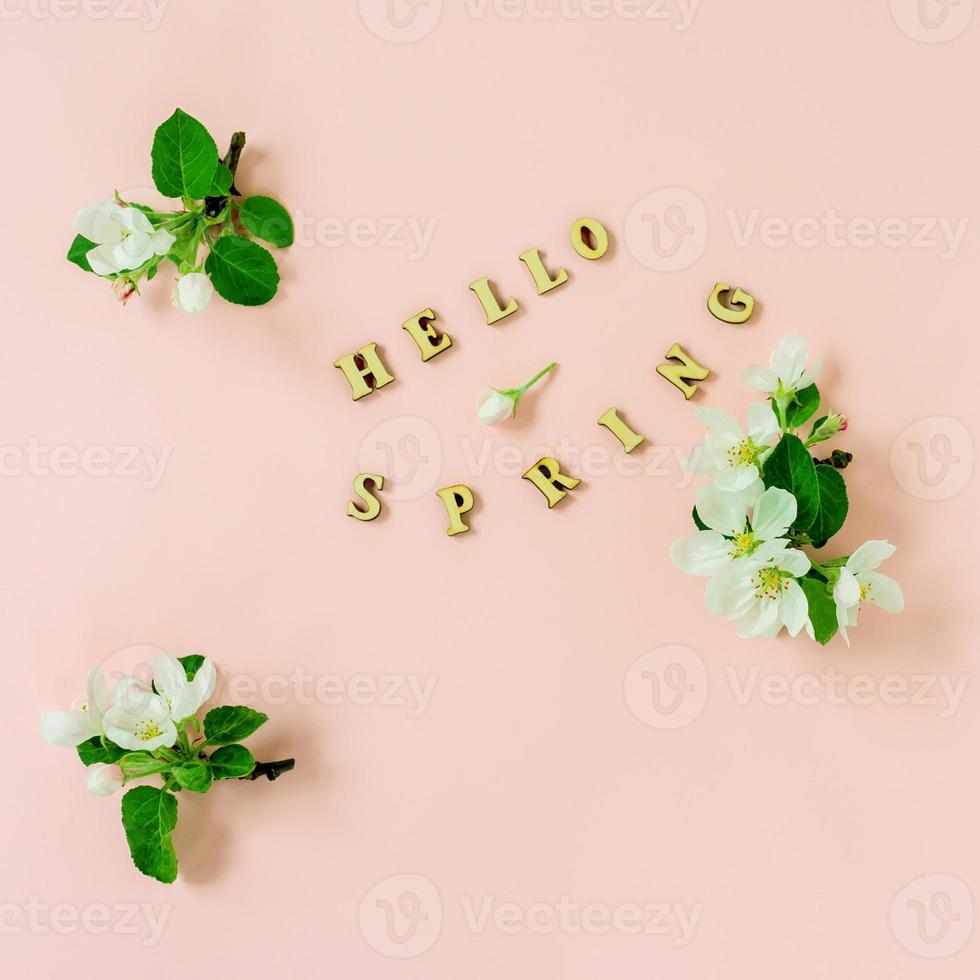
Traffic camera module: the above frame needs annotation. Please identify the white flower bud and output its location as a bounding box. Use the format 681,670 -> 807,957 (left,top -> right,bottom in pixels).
171,272 -> 213,314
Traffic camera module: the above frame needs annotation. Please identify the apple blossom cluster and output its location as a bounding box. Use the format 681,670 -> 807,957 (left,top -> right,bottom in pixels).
67,109 -> 293,314
41,652 -> 294,883
671,336 -> 903,645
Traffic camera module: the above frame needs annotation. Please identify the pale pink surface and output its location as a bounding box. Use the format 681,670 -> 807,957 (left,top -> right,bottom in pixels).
2,1 -> 979,976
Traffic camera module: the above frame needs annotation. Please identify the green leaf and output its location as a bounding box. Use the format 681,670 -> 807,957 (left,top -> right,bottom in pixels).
204,705 -> 268,745
800,576 -> 839,645
808,465 -> 849,548
119,752 -> 170,779
178,654 -> 206,681
77,736 -> 125,766
209,744 -> 256,779
173,760 -> 213,794
762,434 -> 819,532
692,506 -> 709,531
208,163 -> 233,197
785,384 -> 820,430
120,786 -> 178,884
204,236 -> 279,306
238,195 -> 294,248
151,108 -> 218,200
67,234 -> 96,273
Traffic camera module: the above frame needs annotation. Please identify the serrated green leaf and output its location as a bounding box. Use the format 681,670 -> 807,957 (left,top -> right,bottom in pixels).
692,505 -> 709,531
120,786 -> 178,883
204,236 -> 279,306
800,576 -> 839,645
808,465 -> 849,548
204,705 -> 268,745
67,234 -> 96,273
208,163 -> 233,197
173,760 -> 212,794
238,195 -> 294,247
209,744 -> 256,779
77,736 -> 125,766
762,434 -> 819,531
785,384 -> 820,430
178,654 -> 206,681
151,108 -> 218,200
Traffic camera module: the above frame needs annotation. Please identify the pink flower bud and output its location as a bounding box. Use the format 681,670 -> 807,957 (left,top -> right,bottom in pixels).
112,278 -> 136,304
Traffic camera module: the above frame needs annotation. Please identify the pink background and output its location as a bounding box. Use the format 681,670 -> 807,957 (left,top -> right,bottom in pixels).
2,0 -> 979,976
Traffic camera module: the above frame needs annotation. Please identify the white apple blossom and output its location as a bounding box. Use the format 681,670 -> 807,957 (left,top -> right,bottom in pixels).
705,540 -> 811,639
826,540 -> 904,647
688,402 -> 780,491
74,200 -> 175,277
671,484 -> 798,577
86,763 -> 124,797
153,652 -> 216,722
171,272 -> 213,314
41,668 -> 111,747
102,678 -> 177,752
742,334 -> 821,397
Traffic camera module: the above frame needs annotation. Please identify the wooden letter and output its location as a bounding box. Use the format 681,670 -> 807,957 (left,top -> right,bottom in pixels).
333,343 -> 395,401
656,343 -> 710,400
436,484 -> 475,536
707,282 -> 755,324
597,408 -> 645,453
348,473 -> 384,522
518,248 -> 568,295
402,308 -> 452,362
569,217 -> 610,260
522,457 -> 581,509
469,277 -> 519,325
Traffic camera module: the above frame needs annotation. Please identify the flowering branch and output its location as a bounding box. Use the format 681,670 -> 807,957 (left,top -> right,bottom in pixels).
68,109 -> 293,315
672,335 -> 903,647
41,652 -> 295,883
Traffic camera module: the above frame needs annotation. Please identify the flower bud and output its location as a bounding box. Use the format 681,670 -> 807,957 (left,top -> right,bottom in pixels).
478,389 -> 518,426
476,362 -> 557,426
809,412 -> 847,445
86,763 -> 124,797
172,272 -> 214,314
112,278 -> 137,304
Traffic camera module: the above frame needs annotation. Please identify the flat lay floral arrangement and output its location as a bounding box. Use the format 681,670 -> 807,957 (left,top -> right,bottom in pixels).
671,335 -> 904,645
67,108 -> 293,314
42,653 -> 294,883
